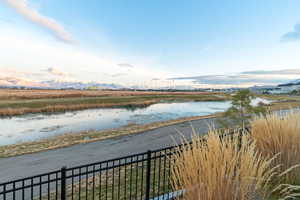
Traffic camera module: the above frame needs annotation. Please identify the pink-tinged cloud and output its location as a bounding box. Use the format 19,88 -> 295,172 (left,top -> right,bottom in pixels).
0,77 -> 48,87
2,0 -> 74,43
46,67 -> 68,77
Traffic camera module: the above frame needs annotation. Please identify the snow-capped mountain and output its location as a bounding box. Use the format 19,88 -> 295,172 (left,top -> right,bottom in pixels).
0,77 -> 124,90
41,80 -> 124,89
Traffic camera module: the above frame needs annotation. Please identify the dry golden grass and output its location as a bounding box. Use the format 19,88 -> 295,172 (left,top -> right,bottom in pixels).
251,112 -> 300,185
0,89 -> 218,100
0,100 -> 158,117
0,89 -> 228,116
171,130 -> 277,200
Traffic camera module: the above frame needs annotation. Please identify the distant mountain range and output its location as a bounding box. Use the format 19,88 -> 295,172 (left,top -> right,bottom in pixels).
1,76 -> 300,90
41,80 -> 123,90
0,77 -> 124,90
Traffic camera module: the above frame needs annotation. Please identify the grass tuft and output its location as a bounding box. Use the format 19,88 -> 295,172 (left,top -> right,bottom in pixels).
171,130 -> 277,200
251,112 -> 300,185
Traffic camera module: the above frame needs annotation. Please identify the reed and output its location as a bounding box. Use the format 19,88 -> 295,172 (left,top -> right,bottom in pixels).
171,130 -> 277,200
0,89 -> 220,100
0,101 -> 158,117
0,89 -> 228,116
251,112 -> 300,185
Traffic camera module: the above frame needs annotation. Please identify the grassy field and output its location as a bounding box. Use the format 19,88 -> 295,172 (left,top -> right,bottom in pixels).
258,94 -> 300,111
0,89 -> 229,116
0,89 -> 224,100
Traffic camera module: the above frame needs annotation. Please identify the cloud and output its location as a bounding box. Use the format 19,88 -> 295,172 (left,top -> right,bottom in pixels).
46,67 -> 68,77
118,63 -> 134,68
281,24 -> 300,42
0,30 -> 172,86
0,76 -> 47,87
0,68 -> 48,87
111,73 -> 127,77
171,69 -> 300,88
2,0 -> 74,43
0,67 -> 66,81
241,69 -> 300,75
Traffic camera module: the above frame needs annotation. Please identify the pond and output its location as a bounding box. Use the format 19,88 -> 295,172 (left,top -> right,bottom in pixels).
0,101 -> 232,145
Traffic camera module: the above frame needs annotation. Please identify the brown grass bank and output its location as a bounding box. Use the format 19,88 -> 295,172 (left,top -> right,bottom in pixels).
0,100 -> 158,117
0,89 -> 228,116
0,89 -> 219,100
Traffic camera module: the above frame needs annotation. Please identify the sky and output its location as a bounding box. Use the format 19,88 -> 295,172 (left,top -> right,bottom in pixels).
1,0 -> 300,88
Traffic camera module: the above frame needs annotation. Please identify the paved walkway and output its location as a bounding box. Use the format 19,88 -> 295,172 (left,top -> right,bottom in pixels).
0,117 -> 218,183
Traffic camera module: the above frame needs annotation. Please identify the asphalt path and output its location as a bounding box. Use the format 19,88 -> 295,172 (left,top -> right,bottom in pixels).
0,117 -> 218,183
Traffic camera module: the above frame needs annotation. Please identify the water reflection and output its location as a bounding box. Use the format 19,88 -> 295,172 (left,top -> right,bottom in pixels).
0,101 -> 231,145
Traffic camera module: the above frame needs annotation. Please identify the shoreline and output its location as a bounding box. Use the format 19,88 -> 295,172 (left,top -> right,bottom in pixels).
0,100 -> 159,117
0,113 -> 221,158
0,97 -> 228,117
1,97 -> 300,158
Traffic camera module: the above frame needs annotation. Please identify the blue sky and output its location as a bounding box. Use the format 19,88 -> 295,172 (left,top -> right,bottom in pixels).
1,0 -> 300,88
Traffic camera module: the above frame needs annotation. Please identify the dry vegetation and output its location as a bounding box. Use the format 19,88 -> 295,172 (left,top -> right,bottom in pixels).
0,100 -> 158,116
171,112 -> 300,200
0,89 -> 228,116
251,112 -> 300,185
0,89 -> 220,100
172,131 -> 277,200
259,94 -> 300,111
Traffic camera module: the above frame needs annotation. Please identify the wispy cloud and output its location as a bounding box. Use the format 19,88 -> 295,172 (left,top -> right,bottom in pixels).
118,63 -> 134,68
46,67 -> 69,77
111,73 -> 127,77
241,69 -> 300,75
2,0 -> 74,43
171,69 -> 300,88
281,23 -> 300,42
0,68 -> 47,87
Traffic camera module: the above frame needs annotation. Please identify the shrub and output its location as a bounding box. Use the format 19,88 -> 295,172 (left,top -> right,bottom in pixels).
218,89 -> 266,128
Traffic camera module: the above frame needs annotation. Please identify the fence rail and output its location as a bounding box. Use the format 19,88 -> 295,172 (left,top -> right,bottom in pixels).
0,129 -> 244,200
0,146 -> 180,200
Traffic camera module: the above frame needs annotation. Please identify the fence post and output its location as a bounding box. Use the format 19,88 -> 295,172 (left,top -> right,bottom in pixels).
145,150 -> 152,200
61,166 -> 67,200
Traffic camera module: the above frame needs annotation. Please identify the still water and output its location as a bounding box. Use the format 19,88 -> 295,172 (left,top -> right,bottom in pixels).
0,101 -> 232,145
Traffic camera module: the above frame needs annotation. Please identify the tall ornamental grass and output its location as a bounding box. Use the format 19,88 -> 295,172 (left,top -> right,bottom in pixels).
251,112 -> 300,185
171,130 -> 277,200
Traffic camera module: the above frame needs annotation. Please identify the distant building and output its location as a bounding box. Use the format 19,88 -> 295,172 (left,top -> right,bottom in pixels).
250,84 -> 300,94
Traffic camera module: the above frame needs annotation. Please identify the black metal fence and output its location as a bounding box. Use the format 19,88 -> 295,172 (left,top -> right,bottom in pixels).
0,129 -> 245,200
0,145 -> 180,200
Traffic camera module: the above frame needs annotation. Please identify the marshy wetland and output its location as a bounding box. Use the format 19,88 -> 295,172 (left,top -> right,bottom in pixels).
0,89 -> 300,158
0,101 -> 231,145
